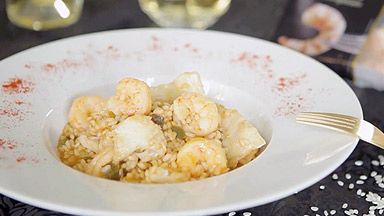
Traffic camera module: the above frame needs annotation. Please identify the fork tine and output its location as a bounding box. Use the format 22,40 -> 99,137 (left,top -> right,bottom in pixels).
297,112 -> 358,124
331,43 -> 361,55
339,33 -> 367,43
296,112 -> 359,134
296,117 -> 355,133
297,112 -> 384,149
336,38 -> 364,48
332,33 -> 366,54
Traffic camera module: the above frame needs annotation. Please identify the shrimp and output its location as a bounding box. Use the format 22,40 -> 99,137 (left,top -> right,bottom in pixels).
107,78 -> 152,116
113,114 -> 167,162
150,72 -> 205,103
277,3 -> 346,56
68,95 -> 107,129
176,138 -> 228,177
219,108 -> 266,168
172,93 -> 219,136
86,146 -> 114,177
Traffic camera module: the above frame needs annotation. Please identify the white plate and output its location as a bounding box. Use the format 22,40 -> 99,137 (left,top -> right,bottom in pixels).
0,29 -> 362,216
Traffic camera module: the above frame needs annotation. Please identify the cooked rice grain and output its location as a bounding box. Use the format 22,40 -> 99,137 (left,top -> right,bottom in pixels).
58,100 -> 259,183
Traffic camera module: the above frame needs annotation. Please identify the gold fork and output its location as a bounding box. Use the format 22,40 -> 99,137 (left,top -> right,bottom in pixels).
296,112 -> 384,149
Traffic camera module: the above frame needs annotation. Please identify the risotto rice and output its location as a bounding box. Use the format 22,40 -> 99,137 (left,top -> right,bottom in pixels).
57,72 -> 266,183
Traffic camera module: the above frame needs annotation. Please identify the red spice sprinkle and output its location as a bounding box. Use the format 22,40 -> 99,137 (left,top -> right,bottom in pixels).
1,77 -> 35,94
11,110 -> 19,116
238,52 -> 247,61
0,139 -> 5,149
0,99 -> 32,123
93,46 -> 122,60
16,157 -> 26,162
152,44 -> 160,50
24,64 -> 32,69
41,63 -> 57,73
232,52 -> 273,70
0,138 -> 17,150
41,57 -> 88,73
184,43 -> 191,48
1,106 -> 23,119
61,59 -> 83,69
274,73 -> 307,92
45,64 -> 55,69
148,37 -> 161,51
107,45 -> 118,52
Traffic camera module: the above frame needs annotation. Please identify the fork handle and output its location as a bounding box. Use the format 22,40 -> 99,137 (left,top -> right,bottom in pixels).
370,127 -> 384,149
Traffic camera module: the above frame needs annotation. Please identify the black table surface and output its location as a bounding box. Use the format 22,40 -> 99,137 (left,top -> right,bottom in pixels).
1,1 -> 384,216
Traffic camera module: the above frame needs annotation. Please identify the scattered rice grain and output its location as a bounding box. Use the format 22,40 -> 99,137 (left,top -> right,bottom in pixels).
332,173 -> 338,180
354,160 -> 363,166
371,160 -> 380,166
345,173 -> 352,179
311,206 -> 319,212
357,189 -> 362,195
378,154 -> 384,165
371,171 -> 378,177
348,183 -> 354,190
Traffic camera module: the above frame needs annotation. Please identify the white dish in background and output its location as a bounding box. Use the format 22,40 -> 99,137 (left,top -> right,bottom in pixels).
0,29 -> 361,216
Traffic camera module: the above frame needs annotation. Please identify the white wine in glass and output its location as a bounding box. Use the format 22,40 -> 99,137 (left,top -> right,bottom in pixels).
6,0 -> 84,31
139,0 -> 231,29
